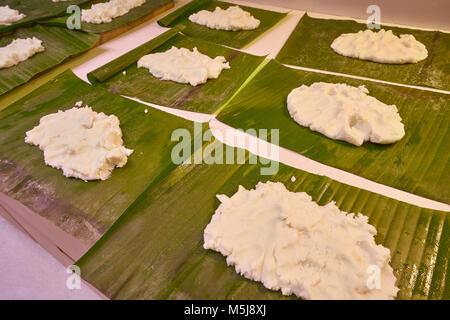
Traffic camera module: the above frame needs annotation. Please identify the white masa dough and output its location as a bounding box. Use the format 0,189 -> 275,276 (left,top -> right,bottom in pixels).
0,5 -> 26,26
81,0 -> 145,24
331,29 -> 428,64
137,46 -> 230,86
287,82 -> 405,146
204,181 -> 399,300
25,106 -> 133,181
189,6 -> 260,31
0,37 -> 45,69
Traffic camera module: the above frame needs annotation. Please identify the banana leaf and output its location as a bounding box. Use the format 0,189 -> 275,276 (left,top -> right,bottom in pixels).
216,60 -> 450,204
0,0 -> 92,34
276,14 -> 450,91
157,0 -> 287,49
87,28 -> 265,113
0,69 -> 204,249
0,24 -> 99,96
77,139 -> 449,299
42,0 -> 174,37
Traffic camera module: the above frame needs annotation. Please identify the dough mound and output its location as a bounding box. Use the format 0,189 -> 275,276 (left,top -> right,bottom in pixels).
204,181 -> 399,300
287,82 -> 405,146
189,6 -> 260,31
25,106 -> 133,181
81,0 -> 146,24
0,5 -> 26,26
137,46 -> 230,86
0,37 -> 44,69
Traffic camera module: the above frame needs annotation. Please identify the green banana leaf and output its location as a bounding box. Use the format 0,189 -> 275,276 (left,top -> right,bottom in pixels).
0,69 -> 204,249
0,0 -> 92,34
157,0 -> 287,49
87,28 -> 265,113
42,0 -> 174,35
276,14 -> 450,91
0,24 -> 99,96
216,60 -> 450,204
77,139 -> 449,299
